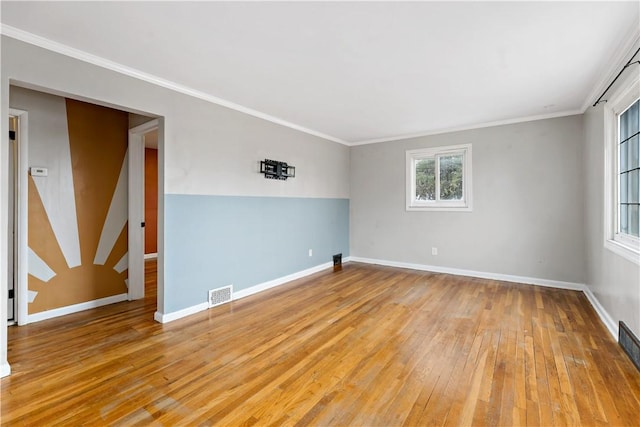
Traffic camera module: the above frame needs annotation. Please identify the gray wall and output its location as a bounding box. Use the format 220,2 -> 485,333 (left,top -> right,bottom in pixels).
583,103 -> 640,337
350,116 -> 586,284
1,38 -> 350,200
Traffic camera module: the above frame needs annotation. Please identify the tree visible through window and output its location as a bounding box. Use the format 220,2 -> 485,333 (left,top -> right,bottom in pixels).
414,155 -> 464,201
439,155 -> 463,200
415,158 -> 435,200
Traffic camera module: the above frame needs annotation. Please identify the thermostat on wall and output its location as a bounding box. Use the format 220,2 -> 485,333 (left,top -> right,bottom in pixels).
30,167 -> 48,177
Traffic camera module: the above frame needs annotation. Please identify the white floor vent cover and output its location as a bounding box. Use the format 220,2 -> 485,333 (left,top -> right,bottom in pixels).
209,285 -> 233,308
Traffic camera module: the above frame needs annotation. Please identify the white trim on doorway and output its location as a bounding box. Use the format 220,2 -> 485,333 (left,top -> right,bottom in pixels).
128,119 -> 158,301
9,108 -> 29,326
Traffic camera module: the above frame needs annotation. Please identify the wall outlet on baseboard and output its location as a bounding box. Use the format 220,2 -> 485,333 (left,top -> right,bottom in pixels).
308,249 -> 313,257
432,247 -> 438,256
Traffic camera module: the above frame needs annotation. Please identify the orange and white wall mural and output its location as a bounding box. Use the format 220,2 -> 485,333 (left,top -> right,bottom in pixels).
12,87 -> 129,315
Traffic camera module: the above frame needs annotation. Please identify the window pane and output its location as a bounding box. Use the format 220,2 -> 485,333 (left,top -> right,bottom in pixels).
629,169 -> 639,204
621,204 -> 628,234
629,204 -> 639,238
620,109 -> 629,141
620,140 -> 628,172
415,158 -> 436,201
629,135 -> 639,170
620,172 -> 628,204
439,154 -> 463,200
628,100 -> 639,138
637,98 -> 640,132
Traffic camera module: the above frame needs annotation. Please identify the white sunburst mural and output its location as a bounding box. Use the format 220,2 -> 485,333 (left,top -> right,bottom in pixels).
23,94 -> 130,314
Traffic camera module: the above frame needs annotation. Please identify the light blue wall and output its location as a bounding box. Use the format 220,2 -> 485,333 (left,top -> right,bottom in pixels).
164,195 -> 349,313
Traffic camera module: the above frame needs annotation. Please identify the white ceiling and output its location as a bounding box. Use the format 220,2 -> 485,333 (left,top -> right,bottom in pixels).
1,1 -> 638,145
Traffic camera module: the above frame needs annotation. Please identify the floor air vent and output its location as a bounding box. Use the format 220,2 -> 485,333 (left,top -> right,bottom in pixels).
619,321 -> 640,372
333,253 -> 343,272
208,285 -> 233,308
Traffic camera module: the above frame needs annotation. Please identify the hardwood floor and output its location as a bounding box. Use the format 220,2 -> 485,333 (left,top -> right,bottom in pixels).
2,261 -> 640,426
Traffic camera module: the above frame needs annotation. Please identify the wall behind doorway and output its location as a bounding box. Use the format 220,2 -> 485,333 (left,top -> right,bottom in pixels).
145,147 -> 158,255
10,87 -> 130,315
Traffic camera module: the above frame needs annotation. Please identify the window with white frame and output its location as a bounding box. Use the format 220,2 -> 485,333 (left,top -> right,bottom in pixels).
406,143 -> 472,211
605,75 -> 640,264
619,99 -> 640,238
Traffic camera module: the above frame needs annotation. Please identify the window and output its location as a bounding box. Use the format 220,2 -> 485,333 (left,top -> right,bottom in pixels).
605,75 -> 640,264
406,143 -> 472,211
619,99 -> 640,239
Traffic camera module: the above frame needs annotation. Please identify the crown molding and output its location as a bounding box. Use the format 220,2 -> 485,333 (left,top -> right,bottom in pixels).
350,109 -> 583,146
0,24 -> 348,146
2,23 -> 631,148
580,24 -> 640,113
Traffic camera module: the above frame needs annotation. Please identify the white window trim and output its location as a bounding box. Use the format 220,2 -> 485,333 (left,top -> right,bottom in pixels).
603,73 -> 640,265
406,143 -> 473,212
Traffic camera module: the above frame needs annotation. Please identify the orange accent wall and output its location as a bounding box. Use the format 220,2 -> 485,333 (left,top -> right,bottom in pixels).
66,99 -> 129,268
145,148 -> 158,254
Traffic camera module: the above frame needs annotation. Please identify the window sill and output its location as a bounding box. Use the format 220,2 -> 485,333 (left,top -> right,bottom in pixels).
407,205 -> 473,212
604,239 -> 640,266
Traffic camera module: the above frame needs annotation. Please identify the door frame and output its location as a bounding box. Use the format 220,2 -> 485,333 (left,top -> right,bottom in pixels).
128,119 -> 159,300
9,109 -> 29,326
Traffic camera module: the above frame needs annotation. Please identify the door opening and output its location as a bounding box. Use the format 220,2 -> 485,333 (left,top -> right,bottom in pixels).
143,130 -> 159,260
128,119 -> 159,301
7,116 -> 17,325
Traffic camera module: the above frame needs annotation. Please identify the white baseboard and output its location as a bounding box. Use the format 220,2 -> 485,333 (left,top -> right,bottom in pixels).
350,257 -> 585,290
156,258 -> 351,324
582,287 -> 618,339
154,302 -> 209,324
144,253 -> 158,260
26,293 -> 128,324
350,256 -> 618,340
233,261 -> 334,300
0,362 -> 11,378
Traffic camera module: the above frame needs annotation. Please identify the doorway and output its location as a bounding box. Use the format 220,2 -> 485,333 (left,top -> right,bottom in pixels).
144,130 -> 159,260
7,116 -> 17,324
7,88 -> 161,323
128,120 -> 160,301
3,86 -> 164,378
7,109 -> 28,326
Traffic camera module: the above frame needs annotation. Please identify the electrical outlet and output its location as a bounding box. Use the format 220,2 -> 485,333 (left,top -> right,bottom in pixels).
432,247 -> 438,256
309,249 -> 313,257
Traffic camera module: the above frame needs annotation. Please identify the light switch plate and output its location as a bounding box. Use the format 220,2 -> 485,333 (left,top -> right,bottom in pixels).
30,167 -> 48,177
